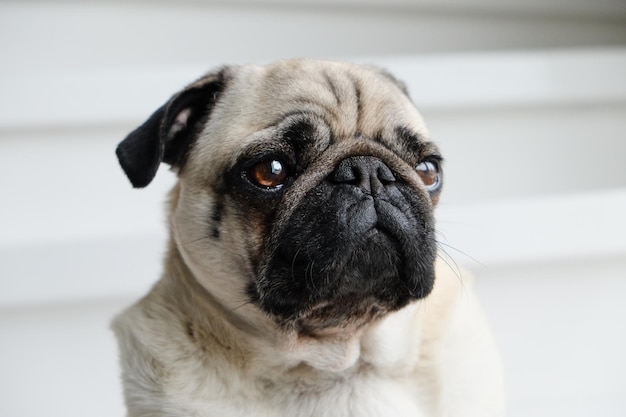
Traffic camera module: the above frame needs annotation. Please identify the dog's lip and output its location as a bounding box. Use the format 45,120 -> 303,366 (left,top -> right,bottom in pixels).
293,296 -> 390,336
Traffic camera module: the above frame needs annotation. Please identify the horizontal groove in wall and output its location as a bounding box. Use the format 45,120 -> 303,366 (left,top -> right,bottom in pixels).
1,48 -> 625,130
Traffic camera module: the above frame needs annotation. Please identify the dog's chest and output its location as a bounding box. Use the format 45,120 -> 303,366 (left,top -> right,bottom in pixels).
165,304 -> 432,416
266,374 -> 428,417
177,370 -> 430,417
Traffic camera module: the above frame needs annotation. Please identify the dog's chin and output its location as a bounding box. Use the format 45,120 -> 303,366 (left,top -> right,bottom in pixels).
257,271 -> 424,337
291,295 -> 403,338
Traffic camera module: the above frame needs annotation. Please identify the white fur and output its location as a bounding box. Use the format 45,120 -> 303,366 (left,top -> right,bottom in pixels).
112,261 -> 504,417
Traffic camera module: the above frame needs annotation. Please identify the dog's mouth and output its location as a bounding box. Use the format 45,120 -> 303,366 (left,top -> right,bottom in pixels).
250,200 -> 435,330
251,224 -> 433,332
289,229 -> 407,335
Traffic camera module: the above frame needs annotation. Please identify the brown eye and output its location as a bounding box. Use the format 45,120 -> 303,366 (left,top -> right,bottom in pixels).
249,159 -> 288,189
416,160 -> 441,191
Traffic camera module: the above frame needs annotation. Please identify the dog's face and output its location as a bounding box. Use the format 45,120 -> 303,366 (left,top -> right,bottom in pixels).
117,60 -> 442,336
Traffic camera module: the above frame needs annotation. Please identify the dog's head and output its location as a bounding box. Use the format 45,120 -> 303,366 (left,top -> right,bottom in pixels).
117,60 -> 442,336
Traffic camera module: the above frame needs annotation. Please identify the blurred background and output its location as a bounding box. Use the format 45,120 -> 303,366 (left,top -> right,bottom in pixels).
1,1 -> 625,416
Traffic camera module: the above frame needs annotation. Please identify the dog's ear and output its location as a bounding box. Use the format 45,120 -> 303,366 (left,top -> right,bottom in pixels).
116,67 -> 231,188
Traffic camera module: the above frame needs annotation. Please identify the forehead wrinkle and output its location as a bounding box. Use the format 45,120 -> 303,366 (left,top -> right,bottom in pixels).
322,70 -> 342,106
242,61 -> 430,156
290,97 -> 341,128
344,72 -> 362,136
392,125 -> 431,158
266,67 -> 360,140
340,71 -> 424,144
266,109 -> 329,131
296,84 -> 360,139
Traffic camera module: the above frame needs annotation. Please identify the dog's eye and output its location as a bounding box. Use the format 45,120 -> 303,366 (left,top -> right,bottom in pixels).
248,159 -> 288,189
416,160 -> 441,191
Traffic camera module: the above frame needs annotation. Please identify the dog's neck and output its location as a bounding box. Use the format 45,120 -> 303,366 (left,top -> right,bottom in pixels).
161,240 -> 425,377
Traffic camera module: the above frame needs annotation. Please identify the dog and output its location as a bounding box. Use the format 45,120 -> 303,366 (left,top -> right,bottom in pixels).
112,59 -> 504,417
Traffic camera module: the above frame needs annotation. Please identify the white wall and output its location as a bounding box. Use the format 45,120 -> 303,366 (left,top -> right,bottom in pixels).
2,0 -> 626,79
1,1 -> 625,416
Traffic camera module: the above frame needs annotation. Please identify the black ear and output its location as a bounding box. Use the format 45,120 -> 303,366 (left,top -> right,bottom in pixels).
116,68 -> 230,188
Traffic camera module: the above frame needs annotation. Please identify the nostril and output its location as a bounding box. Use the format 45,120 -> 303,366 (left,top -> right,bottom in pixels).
332,160 -> 359,184
377,165 -> 396,184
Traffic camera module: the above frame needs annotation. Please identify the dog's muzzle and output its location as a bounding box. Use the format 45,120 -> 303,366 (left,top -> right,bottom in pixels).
251,156 -> 437,327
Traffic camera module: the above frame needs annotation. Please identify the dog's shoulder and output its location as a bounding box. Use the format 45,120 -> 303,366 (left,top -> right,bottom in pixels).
111,296 -> 172,415
112,278 -> 257,416
111,282 -> 200,416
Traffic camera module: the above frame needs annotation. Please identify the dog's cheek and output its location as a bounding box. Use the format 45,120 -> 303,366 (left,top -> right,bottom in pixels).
169,189 -> 263,311
205,189 -> 280,287
227,189 -> 289,267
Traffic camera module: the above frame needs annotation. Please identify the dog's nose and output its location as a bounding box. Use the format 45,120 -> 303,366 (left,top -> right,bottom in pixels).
331,156 -> 396,195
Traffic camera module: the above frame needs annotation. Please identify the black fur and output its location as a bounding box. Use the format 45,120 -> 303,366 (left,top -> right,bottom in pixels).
116,69 -> 229,188
115,105 -> 167,188
210,200 -> 225,239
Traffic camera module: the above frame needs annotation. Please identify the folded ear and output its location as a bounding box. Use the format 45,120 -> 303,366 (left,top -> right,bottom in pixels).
116,67 -> 230,188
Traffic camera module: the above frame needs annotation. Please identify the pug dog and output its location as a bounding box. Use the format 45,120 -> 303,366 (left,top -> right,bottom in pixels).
112,59 -> 504,417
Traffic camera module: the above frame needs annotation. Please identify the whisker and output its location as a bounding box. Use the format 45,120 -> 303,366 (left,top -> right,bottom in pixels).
229,300 -> 254,312
437,240 -> 485,268
306,261 -> 317,293
436,248 -> 462,282
185,297 -> 255,328
433,229 -> 449,240
291,248 -> 303,282
437,248 -> 475,301
180,235 -> 210,246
